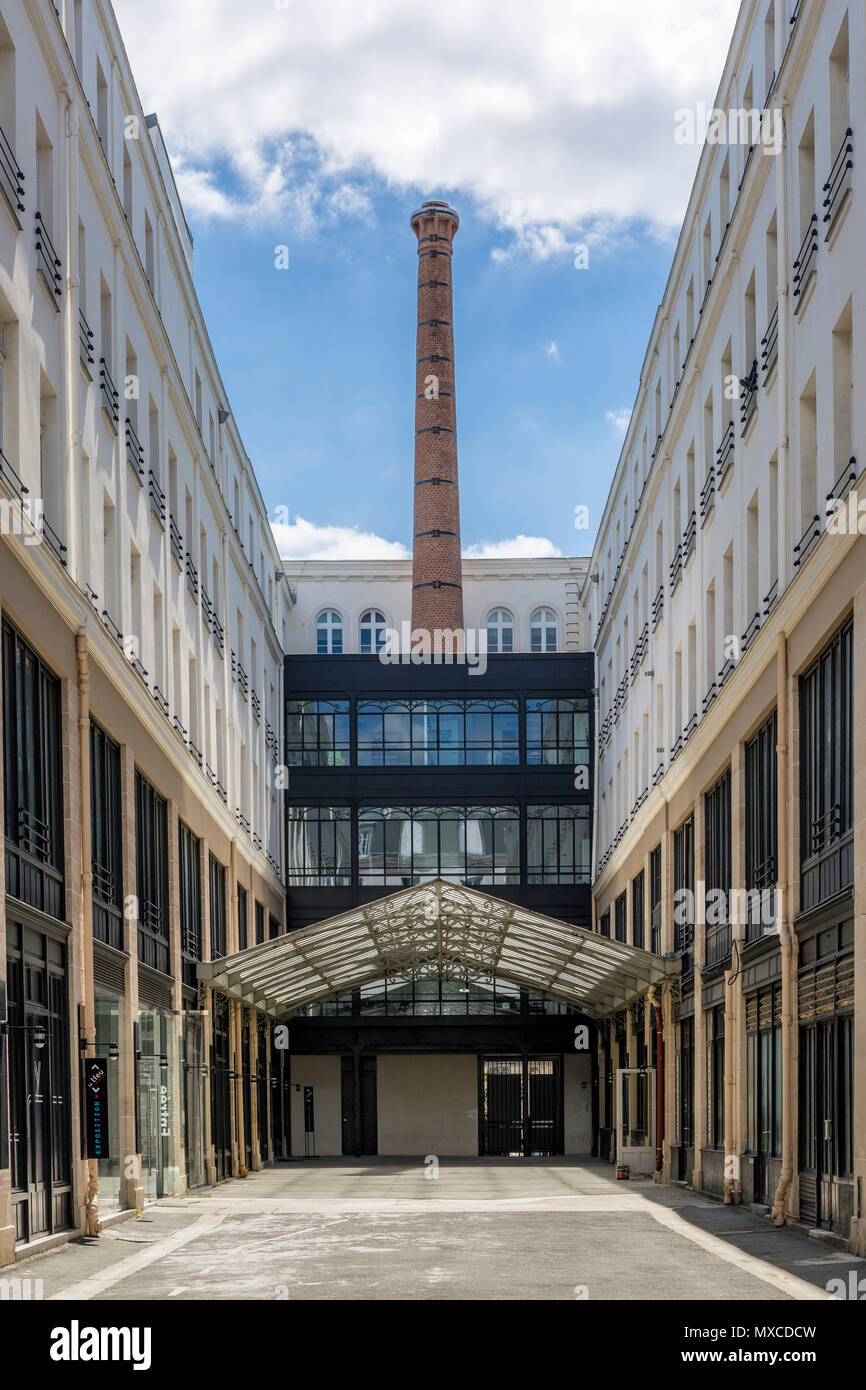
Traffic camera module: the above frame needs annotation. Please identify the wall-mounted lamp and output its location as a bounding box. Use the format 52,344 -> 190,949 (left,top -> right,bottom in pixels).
108,1042 -> 120,1061
159,1053 -> 168,1071
32,1024 -> 47,1050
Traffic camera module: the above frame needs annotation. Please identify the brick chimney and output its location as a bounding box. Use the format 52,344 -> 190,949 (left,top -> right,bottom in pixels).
410,199 -> 464,636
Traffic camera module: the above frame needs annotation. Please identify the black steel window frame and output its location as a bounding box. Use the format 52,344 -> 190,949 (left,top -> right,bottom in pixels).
237,883 -> 248,951
632,869 -> 645,949
287,805 -> 352,886
179,820 -> 201,987
356,697 -> 519,767
2,619 -> 65,918
673,816 -> 694,973
650,844 -> 662,954
209,852 -> 226,960
707,1003 -> 725,1149
746,983 -> 782,1160
798,619 -> 853,910
357,804 -> 521,887
525,697 -> 590,765
614,890 -> 627,942
269,914 -> 280,940
526,804 -> 590,885
705,769 -> 732,964
599,909 -> 610,938
254,900 -> 265,945
134,770 -> 169,974
745,711 -> 777,940
90,717 -> 123,949
286,698 -> 350,767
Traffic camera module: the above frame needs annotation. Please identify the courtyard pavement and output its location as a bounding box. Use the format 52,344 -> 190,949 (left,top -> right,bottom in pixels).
15,1158 -> 866,1300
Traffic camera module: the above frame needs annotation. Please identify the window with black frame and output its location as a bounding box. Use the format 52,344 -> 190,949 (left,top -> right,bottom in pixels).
237,883 -> 248,951
209,853 -> 226,959
707,1004 -> 725,1148
745,712 -> 777,940
746,985 -> 781,1161
632,869 -> 645,949
526,697 -> 590,765
179,821 -> 201,987
285,699 -> 350,766
357,804 -> 520,886
2,618 -> 65,919
527,804 -> 590,884
614,890 -> 627,942
287,806 -> 352,885
356,698 -> 519,766
673,816 -> 694,973
599,909 -> 611,938
799,619 -> 853,911
650,844 -> 662,954
704,770 -> 731,964
90,718 -> 123,949
254,900 -> 265,944
135,770 -> 169,973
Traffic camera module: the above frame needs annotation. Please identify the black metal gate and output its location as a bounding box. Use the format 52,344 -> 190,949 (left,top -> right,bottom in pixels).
480,1056 -> 562,1157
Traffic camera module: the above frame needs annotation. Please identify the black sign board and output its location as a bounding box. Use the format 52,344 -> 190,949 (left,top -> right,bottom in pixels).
85,1057 -> 110,1159
303,1085 -> 315,1133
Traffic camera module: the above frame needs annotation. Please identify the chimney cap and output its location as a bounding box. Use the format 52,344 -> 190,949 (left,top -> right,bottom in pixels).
411,198 -> 459,229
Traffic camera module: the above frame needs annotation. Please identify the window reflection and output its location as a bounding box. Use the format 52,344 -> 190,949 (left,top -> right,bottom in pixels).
294,973 -> 570,1017
526,698 -> 590,765
357,699 -> 519,766
358,805 -> 520,885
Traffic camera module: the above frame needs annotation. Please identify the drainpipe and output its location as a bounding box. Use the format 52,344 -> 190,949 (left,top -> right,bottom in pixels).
723,962 -> 737,1203
77,631 -> 101,1237
648,985 -> 664,1176
772,630 -> 792,1226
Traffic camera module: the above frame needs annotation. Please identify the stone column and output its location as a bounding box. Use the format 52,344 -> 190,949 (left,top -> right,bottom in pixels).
119,746 -> 144,1212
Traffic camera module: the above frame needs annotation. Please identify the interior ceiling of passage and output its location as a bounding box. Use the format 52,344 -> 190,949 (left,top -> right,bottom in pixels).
198,879 -> 678,1019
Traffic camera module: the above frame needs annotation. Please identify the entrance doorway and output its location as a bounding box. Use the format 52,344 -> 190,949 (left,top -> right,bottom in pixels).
7,923 -> 72,1243
341,1054 -> 378,1155
210,992 -> 231,1181
615,1068 -> 655,1174
479,1056 -> 563,1157
799,1016 -> 854,1232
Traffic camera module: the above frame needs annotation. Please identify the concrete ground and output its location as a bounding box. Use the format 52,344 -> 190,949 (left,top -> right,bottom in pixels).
16,1158 -> 866,1300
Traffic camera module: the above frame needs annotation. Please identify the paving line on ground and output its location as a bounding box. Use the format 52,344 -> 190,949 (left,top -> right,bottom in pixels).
644,1204 -> 833,1301
48,1211 -> 228,1301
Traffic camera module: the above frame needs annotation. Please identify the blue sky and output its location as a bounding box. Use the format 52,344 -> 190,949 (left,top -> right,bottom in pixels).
113,0 -> 741,558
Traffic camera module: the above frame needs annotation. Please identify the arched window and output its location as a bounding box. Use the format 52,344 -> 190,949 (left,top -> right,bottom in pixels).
486,609 -> 514,654
316,610 -> 343,654
360,609 -> 387,654
530,608 -> 558,652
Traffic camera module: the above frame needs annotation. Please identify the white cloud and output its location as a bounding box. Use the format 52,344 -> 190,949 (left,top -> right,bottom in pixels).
545,340 -> 561,363
114,0 -> 741,243
271,514 -> 409,560
463,535 -> 563,559
605,408 -> 632,436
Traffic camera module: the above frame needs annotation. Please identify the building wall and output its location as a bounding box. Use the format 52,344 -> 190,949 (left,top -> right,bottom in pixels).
289,1055 -> 342,1157
377,1054 -> 478,1156
563,1053 -> 593,1154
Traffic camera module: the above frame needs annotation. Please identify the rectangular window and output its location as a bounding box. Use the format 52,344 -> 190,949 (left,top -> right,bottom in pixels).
357,805 -> 520,887
287,807 -> 352,886
2,620 -> 65,920
707,1005 -> 725,1149
705,770 -> 731,963
285,699 -> 350,766
269,914 -> 280,941
356,698 -> 519,767
90,718 -> 122,949
135,770 -> 169,973
599,909 -> 610,938
799,619 -> 853,911
673,817 -> 694,973
527,805 -> 590,884
237,883 -> 248,951
614,891 -> 627,943
209,853 -> 226,960
650,845 -> 662,954
747,984 -> 782,1158
632,869 -> 645,949
745,712 -> 777,939
526,698 -> 590,765
179,821 -> 201,987
255,900 -> 265,945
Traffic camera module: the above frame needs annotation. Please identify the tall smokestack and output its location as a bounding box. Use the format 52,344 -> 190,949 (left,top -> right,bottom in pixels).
410,199 -> 464,636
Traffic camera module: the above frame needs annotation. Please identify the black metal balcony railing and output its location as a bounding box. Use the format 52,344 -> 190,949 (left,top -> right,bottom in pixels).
822,128 -> 853,233
809,803 -> 841,857
652,760 -> 665,787
251,689 -> 261,723
188,738 -> 202,767
78,307 -> 95,371
99,357 -> 119,429
718,654 -> 736,690
169,514 -> 183,566
671,731 -> 684,761
201,586 -> 214,633
793,214 -> 818,303
216,779 -> 227,804
0,447 -> 28,502
130,651 -> 148,683
34,212 -> 62,303
700,465 -> 716,525
213,615 -> 225,656
761,304 -> 779,379
237,661 -> 249,702
702,680 -> 718,715
705,921 -> 732,966
741,609 -> 762,654
101,610 -> 123,647
83,582 -> 99,611
740,359 -> 758,431
763,578 -> 779,618
0,121 -> 25,217
716,418 -> 735,488
793,512 -> 821,568
125,418 -> 144,484
669,542 -> 683,591
652,584 -> 664,630
173,713 -> 188,743
682,509 -> 696,563
148,469 -> 166,526
684,712 -> 698,742
42,514 -> 67,567
152,684 -> 169,716
185,552 -> 198,602
825,456 -> 858,515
